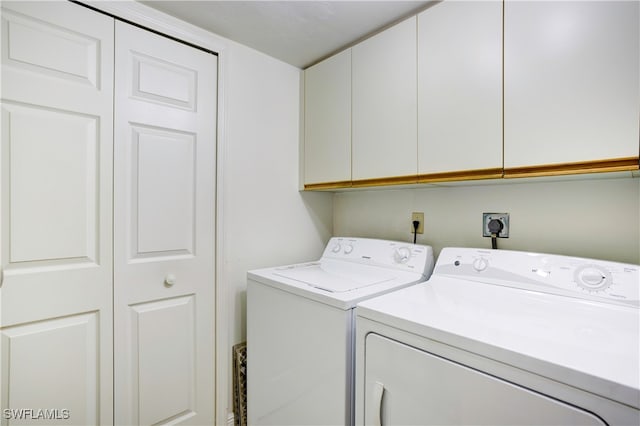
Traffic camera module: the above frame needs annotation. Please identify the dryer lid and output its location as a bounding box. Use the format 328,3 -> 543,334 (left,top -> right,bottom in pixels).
274,259 -> 396,292
357,276 -> 640,408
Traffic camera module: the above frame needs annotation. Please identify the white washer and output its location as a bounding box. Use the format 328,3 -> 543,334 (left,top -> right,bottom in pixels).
247,237 -> 434,425
356,248 -> 639,426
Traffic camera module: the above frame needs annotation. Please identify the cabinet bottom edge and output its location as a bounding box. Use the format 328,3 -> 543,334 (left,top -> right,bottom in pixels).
504,157 -> 639,178
302,159 -> 639,190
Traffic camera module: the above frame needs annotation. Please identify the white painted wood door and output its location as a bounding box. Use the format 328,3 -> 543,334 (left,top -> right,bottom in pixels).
1,2 -> 114,424
352,17 -> 417,182
304,49 -> 352,186
504,0 -> 640,168
113,21 -> 217,425
417,0 -> 502,175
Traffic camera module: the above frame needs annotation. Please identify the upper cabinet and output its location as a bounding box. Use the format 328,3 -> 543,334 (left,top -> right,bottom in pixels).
302,1 -> 639,191
352,17 -> 417,186
417,1 -> 503,182
504,1 -> 640,177
304,49 -> 352,188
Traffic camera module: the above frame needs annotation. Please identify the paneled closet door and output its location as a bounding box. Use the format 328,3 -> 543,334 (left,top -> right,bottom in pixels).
113,22 -> 217,425
0,2 -> 114,424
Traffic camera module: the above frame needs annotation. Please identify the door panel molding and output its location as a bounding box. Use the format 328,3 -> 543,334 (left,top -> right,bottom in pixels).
130,295 -> 197,425
1,312 -> 100,424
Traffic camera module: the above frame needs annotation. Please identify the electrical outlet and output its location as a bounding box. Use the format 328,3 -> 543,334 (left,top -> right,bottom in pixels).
483,213 -> 509,238
411,212 -> 424,234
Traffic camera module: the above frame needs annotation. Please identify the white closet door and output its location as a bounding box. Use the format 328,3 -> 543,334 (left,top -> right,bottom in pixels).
1,2 -> 114,424
113,21 -> 217,425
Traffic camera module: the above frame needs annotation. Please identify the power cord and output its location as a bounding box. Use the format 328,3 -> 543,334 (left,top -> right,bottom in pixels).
488,218 -> 504,249
412,220 -> 420,244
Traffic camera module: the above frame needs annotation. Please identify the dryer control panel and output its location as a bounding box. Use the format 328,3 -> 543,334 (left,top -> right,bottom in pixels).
435,248 -> 639,308
323,237 -> 435,278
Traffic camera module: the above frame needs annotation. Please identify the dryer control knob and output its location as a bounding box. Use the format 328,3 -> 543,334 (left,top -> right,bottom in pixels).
575,265 -> 611,292
472,258 -> 489,272
331,243 -> 341,253
394,247 -> 412,264
344,244 -> 354,254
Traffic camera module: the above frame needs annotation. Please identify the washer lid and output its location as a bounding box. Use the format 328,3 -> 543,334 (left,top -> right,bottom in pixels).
248,259 -> 425,310
274,259 -> 397,292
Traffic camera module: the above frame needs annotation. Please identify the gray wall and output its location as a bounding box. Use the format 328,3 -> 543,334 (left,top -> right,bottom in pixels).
334,175 -> 640,264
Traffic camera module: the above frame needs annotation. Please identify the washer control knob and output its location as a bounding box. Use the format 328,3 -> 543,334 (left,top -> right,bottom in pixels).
331,243 -> 341,254
581,271 -> 605,286
472,258 -> 489,272
344,244 -> 354,254
394,247 -> 412,264
575,265 -> 611,291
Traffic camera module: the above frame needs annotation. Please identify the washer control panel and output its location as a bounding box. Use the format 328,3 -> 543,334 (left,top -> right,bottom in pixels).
323,237 -> 435,278
435,248 -> 639,308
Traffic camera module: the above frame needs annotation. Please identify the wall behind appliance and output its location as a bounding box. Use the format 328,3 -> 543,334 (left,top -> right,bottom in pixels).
220,36 -> 333,421
222,41 -> 333,340
333,176 -> 640,264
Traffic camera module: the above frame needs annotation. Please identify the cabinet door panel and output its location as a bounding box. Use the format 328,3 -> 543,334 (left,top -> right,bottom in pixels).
504,1 -> 640,169
418,1 -> 502,177
0,3 -> 114,423
352,17 -> 417,182
304,50 -> 351,186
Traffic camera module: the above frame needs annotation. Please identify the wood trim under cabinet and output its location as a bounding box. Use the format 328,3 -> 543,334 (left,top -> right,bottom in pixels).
304,158 -> 639,190
503,157 -> 639,178
304,180 -> 353,190
417,168 -> 503,183
351,175 -> 418,188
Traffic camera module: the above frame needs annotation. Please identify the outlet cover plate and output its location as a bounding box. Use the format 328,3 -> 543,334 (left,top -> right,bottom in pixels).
411,212 -> 424,234
483,213 -> 509,238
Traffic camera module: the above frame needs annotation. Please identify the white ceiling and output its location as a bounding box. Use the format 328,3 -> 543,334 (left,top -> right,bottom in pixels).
140,1 -> 434,69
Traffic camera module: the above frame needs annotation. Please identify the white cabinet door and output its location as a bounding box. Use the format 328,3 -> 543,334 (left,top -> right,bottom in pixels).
352,17 -> 417,184
417,1 -> 502,181
304,49 -> 351,188
0,2 -> 114,423
364,334 -> 605,426
114,22 -> 217,425
504,1 -> 640,173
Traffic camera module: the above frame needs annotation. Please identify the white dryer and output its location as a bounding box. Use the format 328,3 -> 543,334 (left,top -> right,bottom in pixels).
356,248 -> 639,425
247,237 -> 434,425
